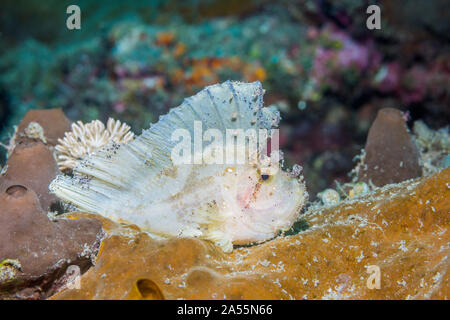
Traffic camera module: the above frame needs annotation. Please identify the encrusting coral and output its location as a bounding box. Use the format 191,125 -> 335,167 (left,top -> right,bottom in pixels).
50,168 -> 449,300
413,120 -> 450,176
55,118 -> 135,171
23,122 -> 47,144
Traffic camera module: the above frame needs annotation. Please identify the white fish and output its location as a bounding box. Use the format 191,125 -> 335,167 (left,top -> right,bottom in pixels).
50,81 -> 308,252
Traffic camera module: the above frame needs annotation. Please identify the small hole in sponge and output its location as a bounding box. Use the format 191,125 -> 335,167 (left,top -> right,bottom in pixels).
6,185 -> 28,198
135,279 -> 165,300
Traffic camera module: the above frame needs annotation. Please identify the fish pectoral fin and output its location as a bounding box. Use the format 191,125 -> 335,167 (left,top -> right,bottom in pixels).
188,201 -> 233,252
201,229 -> 233,253
214,237 -> 233,253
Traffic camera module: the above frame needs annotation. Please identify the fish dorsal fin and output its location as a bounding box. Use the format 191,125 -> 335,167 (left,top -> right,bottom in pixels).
50,81 -> 280,214
139,80 -> 278,154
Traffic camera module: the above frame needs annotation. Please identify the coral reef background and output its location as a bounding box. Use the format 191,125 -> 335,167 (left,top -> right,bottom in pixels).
0,0 -> 449,197
0,0 -> 449,300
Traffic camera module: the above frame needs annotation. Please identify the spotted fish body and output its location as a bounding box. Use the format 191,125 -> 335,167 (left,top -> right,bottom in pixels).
50,81 -> 308,252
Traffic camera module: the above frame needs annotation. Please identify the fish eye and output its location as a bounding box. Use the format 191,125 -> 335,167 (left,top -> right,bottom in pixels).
261,174 -> 270,181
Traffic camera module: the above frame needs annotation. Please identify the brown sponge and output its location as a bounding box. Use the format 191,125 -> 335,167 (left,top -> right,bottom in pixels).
0,186 -> 102,299
358,108 -> 422,186
0,141 -> 59,212
17,108 -> 71,147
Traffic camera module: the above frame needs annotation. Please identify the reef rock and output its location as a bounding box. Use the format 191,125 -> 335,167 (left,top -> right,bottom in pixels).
358,108 -> 422,187
0,141 -> 59,212
0,186 -> 103,299
51,168 -> 449,300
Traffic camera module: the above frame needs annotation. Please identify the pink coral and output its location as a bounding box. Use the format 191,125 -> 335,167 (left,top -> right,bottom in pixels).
399,66 -> 429,104
375,62 -> 402,93
311,25 -> 380,88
